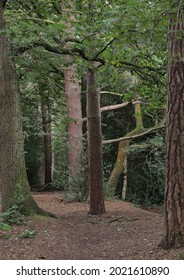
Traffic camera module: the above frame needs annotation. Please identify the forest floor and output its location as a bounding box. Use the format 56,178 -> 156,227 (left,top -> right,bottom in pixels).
0,191 -> 184,260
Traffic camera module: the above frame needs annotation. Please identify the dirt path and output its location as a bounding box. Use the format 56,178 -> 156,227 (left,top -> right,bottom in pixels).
0,192 -> 183,259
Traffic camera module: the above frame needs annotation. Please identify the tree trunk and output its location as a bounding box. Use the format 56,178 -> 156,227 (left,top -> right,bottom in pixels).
134,101 -> 143,128
87,68 -> 106,215
64,63 -> 83,191
108,140 -> 130,192
62,0 -> 83,192
108,101 -> 144,191
161,4 -> 184,249
0,1 -> 53,217
81,74 -> 88,135
122,156 -> 128,200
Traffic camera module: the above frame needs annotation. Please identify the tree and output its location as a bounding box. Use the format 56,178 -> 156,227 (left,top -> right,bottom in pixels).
87,67 -> 106,214
161,1 -> 184,249
6,0 -> 167,212
108,101 -> 144,192
0,0 -> 52,216
62,0 -> 83,193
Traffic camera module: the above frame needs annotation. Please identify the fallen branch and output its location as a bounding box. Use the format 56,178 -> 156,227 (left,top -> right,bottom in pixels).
108,216 -> 124,223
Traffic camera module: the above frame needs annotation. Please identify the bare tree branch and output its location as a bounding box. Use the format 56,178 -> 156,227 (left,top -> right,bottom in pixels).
103,124 -> 166,145
100,102 -> 131,113
82,100 -> 140,122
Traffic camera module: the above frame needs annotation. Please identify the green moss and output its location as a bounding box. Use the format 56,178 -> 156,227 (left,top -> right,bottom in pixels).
4,183 -> 57,219
126,125 -> 146,137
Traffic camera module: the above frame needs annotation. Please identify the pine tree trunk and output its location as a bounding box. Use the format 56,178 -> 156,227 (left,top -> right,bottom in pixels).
87,68 -> 106,215
62,0 -> 83,192
0,1 -> 54,217
161,4 -> 184,249
81,74 -> 88,135
64,63 -> 83,191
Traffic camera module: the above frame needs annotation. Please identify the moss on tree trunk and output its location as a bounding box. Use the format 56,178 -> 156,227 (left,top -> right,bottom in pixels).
108,101 -> 145,192
0,1 -> 55,218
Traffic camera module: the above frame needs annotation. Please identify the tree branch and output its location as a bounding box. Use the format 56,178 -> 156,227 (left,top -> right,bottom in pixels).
100,101 -> 140,113
12,34 -> 164,73
37,40 -> 106,64
101,102 -> 131,113
100,91 -> 122,96
94,36 -> 118,58
82,100 -> 140,121
114,60 -> 165,75
103,124 -> 166,145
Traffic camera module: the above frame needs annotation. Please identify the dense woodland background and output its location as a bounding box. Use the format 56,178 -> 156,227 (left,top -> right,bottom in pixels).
0,0 -> 184,251
8,0 -> 167,203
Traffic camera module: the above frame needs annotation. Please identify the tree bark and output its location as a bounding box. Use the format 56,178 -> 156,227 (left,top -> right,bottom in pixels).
134,101 -> 143,128
62,0 -> 83,192
122,156 -> 128,200
0,1 -> 54,217
161,3 -> 184,249
64,63 -> 83,189
108,101 -> 144,192
87,68 -> 106,215
108,140 -> 130,193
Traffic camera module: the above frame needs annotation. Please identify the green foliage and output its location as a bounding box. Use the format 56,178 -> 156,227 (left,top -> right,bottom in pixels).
25,135 -> 43,187
176,252 -> 184,260
11,184 -> 31,216
0,206 -> 28,225
52,122 -> 69,190
20,229 -> 37,239
0,222 -> 11,230
0,184 -> 32,224
61,139 -> 89,202
63,191 -> 84,203
126,134 -> 165,206
5,234 -> 13,240
5,0 -> 168,206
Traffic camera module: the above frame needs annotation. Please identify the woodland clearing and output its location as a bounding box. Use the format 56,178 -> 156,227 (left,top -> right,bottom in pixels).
0,192 -> 183,260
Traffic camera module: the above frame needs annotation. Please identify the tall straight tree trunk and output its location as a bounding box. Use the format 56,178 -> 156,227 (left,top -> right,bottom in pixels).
161,3 -> 184,249
81,74 -> 88,135
64,63 -> 82,190
0,1 -> 52,216
87,68 -> 106,215
62,0 -> 83,192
